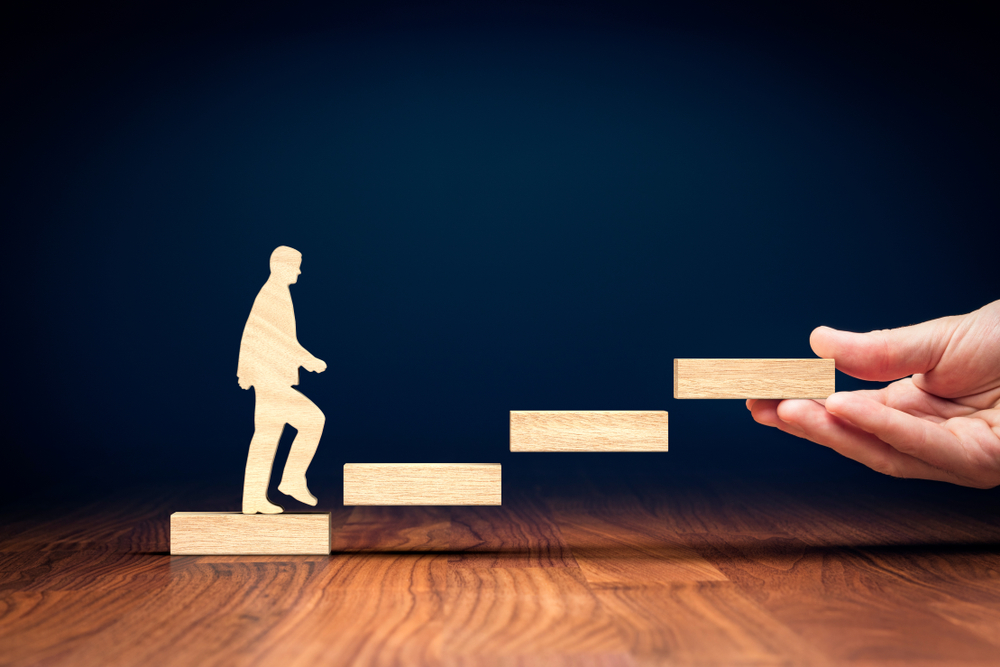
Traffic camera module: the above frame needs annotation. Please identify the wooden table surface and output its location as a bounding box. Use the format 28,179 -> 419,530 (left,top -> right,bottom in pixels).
2,472 -> 999,666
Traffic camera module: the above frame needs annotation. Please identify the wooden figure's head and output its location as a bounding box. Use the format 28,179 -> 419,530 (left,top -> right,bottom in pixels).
270,246 -> 302,285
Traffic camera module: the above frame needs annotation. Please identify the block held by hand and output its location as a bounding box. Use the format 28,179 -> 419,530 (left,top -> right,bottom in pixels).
674,358 -> 835,399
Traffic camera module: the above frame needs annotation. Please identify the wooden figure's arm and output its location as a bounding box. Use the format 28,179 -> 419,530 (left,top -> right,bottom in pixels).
236,341 -> 256,389
298,344 -> 326,373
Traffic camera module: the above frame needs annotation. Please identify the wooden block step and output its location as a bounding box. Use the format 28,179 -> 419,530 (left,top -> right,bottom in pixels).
170,512 -> 331,555
674,358 -> 835,399
510,411 -> 668,452
343,463 -> 502,506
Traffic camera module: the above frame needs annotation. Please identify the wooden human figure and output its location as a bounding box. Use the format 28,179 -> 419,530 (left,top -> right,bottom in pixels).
237,246 -> 327,514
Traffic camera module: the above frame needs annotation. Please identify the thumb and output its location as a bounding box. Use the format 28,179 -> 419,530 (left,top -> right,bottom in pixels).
810,317 -> 957,382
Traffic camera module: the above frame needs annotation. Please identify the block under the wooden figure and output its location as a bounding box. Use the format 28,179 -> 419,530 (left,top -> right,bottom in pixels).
170,512 -> 331,555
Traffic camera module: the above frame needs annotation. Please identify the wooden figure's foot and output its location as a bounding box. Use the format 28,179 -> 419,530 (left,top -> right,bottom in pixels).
243,498 -> 284,515
278,480 -> 318,506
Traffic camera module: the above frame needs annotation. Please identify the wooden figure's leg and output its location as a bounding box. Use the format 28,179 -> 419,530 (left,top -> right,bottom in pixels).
277,389 -> 325,507
243,416 -> 285,515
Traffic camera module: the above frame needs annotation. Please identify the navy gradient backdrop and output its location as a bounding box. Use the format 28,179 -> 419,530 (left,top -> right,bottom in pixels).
3,1 -> 997,504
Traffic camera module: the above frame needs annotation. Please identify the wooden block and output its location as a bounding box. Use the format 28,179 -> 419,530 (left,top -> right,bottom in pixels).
673,358 -> 835,399
170,512 -> 331,555
343,464 -> 502,506
509,411 -> 668,452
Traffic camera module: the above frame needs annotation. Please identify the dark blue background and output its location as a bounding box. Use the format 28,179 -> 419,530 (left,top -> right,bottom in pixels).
4,1 -> 997,505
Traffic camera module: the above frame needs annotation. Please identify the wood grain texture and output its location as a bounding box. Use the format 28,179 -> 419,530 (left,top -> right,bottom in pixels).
674,358 -> 836,398
170,512 -> 331,555
343,464 -> 502,506
4,476 -> 1000,666
444,567 -> 629,657
594,581 -> 834,666
333,507 -> 452,552
449,500 -> 577,568
510,411 -> 668,452
551,511 -> 728,585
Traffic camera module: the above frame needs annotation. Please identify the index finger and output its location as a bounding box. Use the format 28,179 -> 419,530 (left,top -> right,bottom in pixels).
824,392 -> 986,485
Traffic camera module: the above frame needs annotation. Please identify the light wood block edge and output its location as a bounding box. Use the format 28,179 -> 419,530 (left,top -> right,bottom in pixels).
343,463 -> 502,506
510,411 -> 668,452
673,358 -> 836,399
170,512 -> 331,555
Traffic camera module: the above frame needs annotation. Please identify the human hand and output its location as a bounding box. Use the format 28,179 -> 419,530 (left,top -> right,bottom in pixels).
303,357 -> 327,373
238,377 -> 251,390
747,300 -> 1000,488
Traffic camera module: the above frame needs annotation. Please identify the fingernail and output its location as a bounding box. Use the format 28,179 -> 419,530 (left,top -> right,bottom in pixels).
825,392 -> 847,411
